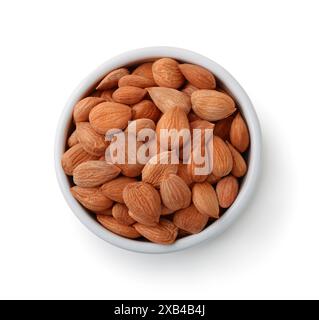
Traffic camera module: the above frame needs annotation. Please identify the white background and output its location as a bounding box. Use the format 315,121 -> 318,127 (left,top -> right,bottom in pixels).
0,0 -> 318,300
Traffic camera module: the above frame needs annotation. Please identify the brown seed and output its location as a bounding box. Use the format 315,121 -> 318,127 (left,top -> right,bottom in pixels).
177,163 -> 193,186
73,97 -> 105,122
97,215 -> 140,239
190,120 -> 215,153
107,132 -> 144,178
142,151 -> 179,188
73,161 -> 121,187
112,203 -> 135,225
89,102 -> 132,135
216,175 -> 239,208
123,182 -> 161,226
192,182 -> 219,218
179,64 -> 216,89
101,176 -> 136,203
190,119 -> 215,131
76,122 -> 108,156
186,143 -> 211,183
61,144 -> 98,176
112,86 -> 146,105
214,115 -> 234,141
212,136 -> 233,177
118,75 -> 155,88
160,174 -> 191,211
126,118 -> 156,136
131,100 -> 162,122
226,142 -> 247,177
67,130 -> 78,147
147,87 -> 191,114
230,113 -> 250,152
134,219 -> 178,244
152,58 -> 185,88
156,107 -> 190,150
70,186 -> 113,211
173,204 -> 209,234
191,90 -> 236,121
132,62 -> 156,86
96,68 -> 129,90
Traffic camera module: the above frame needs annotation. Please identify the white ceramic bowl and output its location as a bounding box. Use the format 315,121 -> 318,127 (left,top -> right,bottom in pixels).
55,47 -> 262,254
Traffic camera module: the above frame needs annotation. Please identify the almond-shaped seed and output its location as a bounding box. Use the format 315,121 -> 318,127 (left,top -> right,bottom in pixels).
76,122 -> 108,156
212,135 -> 233,177
173,204 -> 209,234
108,133 -> 145,178
123,182 -> 161,226
187,120 -> 215,180
70,186 -> 113,211
179,64 -> 216,89
131,100 -> 162,122
142,151 -> 179,188
134,219 -> 178,244
61,144 -> 98,176
216,175 -> 239,208
190,119 -> 215,131
152,58 -> 185,88
132,62 -> 156,86
126,118 -> 156,136
116,161 -> 144,178
96,68 -> 129,90
89,102 -> 132,135
160,174 -> 191,211
177,163 -> 193,186
192,182 -> 219,218
156,106 -> 190,150
112,203 -> 135,225
118,75 -> 155,88
226,142 -> 247,177
101,176 -> 136,203
112,86 -> 146,105
191,90 -> 236,121
190,119 -> 215,146
73,97 -> 105,122
230,113 -> 250,152
67,130 -> 78,147
147,87 -> 191,114
186,145 -> 210,183
97,215 -> 140,239
214,115 -> 234,141
73,161 -> 121,187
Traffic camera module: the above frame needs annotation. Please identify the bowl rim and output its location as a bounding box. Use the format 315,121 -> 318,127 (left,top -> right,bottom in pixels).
54,46 -> 262,254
